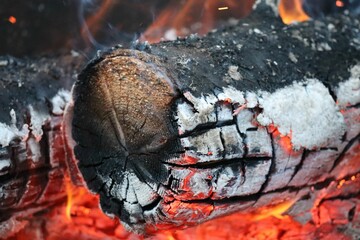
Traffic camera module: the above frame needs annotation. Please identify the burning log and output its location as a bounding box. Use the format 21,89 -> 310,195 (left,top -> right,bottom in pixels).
71,2 -> 360,234
0,53 -> 84,238
1,1 -> 360,239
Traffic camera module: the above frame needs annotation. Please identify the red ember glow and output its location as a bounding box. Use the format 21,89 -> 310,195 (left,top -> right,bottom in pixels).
337,174 -> 358,189
336,0 -> 345,7
8,16 -> 16,24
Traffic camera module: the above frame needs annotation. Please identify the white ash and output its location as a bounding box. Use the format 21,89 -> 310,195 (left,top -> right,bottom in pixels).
176,87 -> 245,134
217,86 -> 245,104
0,110 -> 29,147
176,102 -> 199,133
183,91 -> 218,111
70,50 -> 80,57
221,125 -> 244,159
125,177 -> 138,204
110,174 -> 129,201
265,0 -> 279,15
177,79 -> 346,151
176,91 -> 217,133
312,42 -> 332,51
351,37 -> 360,50
245,128 -> 272,157
246,91 -> 258,108
216,103 -> 233,122
164,29 -> 177,41
236,109 -> 255,133
180,128 -> 224,162
228,18 -> 239,26
0,60 -> 8,66
28,137 -> 41,163
257,79 -> 346,150
252,0 -> 279,15
288,52 -> 298,63
50,89 -> 71,115
129,172 -> 158,207
0,159 -> 11,172
29,105 -> 50,142
253,28 -> 265,36
227,65 -> 242,81
212,166 -> 243,198
176,100 -> 216,134
336,64 -> 360,108
252,0 -> 262,10
123,201 -> 143,223
327,23 -> 336,32
237,160 -> 272,195
10,109 -> 16,125
291,30 -> 310,47
171,168 -> 212,198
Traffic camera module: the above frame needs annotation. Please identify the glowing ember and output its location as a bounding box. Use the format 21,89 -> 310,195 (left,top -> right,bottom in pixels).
269,125 -> 294,154
337,174 -> 358,189
336,0 -> 345,7
8,16 -> 16,24
10,171 -> 360,239
278,0 -> 310,24
273,128 -> 293,153
337,179 -> 346,189
218,7 -> 229,11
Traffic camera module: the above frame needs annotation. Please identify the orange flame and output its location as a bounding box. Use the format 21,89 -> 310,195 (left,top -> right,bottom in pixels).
65,177 -> 73,220
252,200 -> 296,221
8,16 -> 16,24
142,0 -> 253,43
279,0 -> 310,24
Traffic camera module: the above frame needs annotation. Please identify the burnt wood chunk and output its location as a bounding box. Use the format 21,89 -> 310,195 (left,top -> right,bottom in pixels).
0,54 -> 83,238
72,5 -> 360,233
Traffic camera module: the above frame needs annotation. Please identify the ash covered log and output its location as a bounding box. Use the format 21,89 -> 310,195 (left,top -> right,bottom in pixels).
72,2 -> 360,234
0,53 -> 83,238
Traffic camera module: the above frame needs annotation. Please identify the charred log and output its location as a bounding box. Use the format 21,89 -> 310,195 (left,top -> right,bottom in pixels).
7,173 -> 360,239
72,4 -> 360,234
0,53 -> 83,238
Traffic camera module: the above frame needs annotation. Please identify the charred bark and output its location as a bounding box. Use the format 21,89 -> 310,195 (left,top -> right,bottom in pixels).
0,53 -> 83,238
72,4 -> 360,234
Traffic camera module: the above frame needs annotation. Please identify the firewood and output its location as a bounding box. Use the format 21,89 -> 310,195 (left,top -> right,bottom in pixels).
71,3 -> 360,234
0,53 -> 84,238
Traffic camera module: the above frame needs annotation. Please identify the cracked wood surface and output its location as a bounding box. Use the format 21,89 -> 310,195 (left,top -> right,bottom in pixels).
0,54 -> 84,238
72,6 -> 360,233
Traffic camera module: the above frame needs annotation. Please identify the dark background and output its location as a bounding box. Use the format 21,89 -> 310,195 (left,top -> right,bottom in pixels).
0,0 -> 358,57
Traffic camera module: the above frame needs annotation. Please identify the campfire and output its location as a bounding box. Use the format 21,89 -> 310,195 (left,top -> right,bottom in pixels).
1,0 -> 359,239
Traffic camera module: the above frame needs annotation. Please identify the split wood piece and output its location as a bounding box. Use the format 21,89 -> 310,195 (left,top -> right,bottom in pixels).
72,4 -> 360,233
